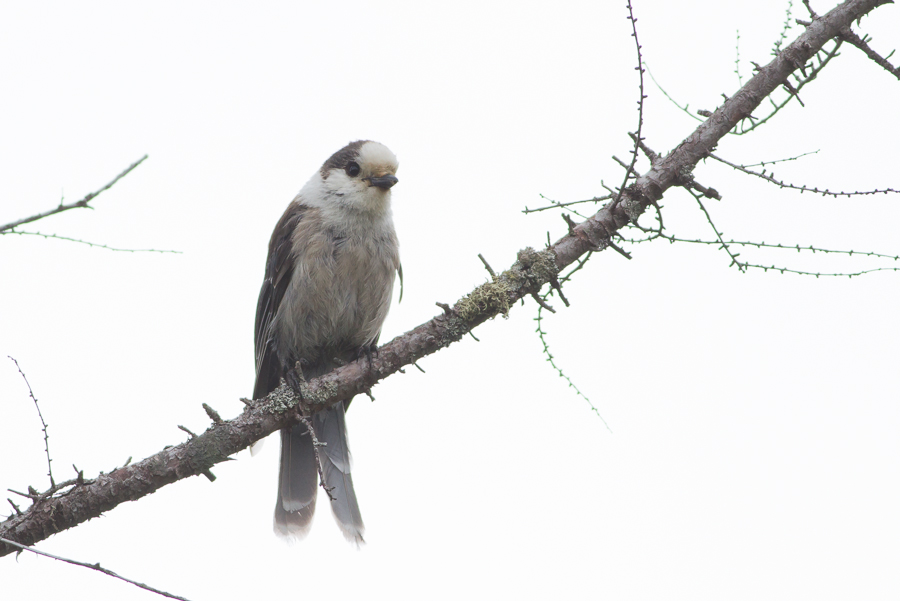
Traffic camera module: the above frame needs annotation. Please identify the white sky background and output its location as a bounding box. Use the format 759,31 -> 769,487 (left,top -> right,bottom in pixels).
2,1 -> 899,599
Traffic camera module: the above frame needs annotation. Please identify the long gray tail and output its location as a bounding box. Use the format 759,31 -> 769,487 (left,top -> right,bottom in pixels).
273,401 -> 364,544
274,424 -> 317,538
314,402 -> 365,544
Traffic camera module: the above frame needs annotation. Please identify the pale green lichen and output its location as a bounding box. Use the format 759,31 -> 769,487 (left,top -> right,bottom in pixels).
260,382 -> 299,414
259,378 -> 340,413
454,277 -> 512,321
514,247 -> 558,284
452,247 -> 558,324
299,379 -> 339,408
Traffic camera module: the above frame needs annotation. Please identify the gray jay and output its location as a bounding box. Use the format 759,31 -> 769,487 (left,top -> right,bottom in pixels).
253,140 -> 401,544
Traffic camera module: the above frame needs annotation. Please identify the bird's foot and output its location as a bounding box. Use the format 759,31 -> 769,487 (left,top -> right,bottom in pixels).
285,362 -> 306,399
358,344 -> 379,372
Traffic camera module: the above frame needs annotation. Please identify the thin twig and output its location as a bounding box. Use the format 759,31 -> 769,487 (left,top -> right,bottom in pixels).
607,240 -> 633,260
523,194 -> 611,214
773,0 -> 795,56
623,232 -> 900,261
837,27 -> 900,80
744,264 -> 900,277
691,191 -> 745,272
202,403 -> 223,425
739,149 -> 820,168
734,39 -> 842,134
298,417 -> 336,502
177,425 -> 198,438
7,499 -> 22,515
0,155 -> 149,233
533,306 -> 611,432
8,357 -> 54,487
0,537 -> 191,601
643,62 -> 704,123
618,227 -> 900,279
531,293 -> 556,313
802,0 -> 819,18
710,153 -> 898,196
477,253 -> 496,278
0,230 -> 181,254
613,0 -> 647,209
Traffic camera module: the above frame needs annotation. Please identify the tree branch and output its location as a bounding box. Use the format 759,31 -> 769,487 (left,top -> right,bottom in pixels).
0,537 -> 190,601
836,25 -> 900,79
0,155 -> 148,233
1,0 -> 891,558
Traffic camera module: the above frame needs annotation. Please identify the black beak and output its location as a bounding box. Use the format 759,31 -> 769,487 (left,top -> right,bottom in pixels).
368,174 -> 399,190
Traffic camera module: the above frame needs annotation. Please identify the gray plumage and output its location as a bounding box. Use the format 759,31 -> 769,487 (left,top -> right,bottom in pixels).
253,140 -> 401,544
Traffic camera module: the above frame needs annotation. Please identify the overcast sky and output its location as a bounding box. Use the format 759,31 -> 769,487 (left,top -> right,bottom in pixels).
2,1 -> 899,600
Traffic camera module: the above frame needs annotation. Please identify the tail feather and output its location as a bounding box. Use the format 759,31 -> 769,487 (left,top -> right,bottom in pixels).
314,403 -> 365,544
273,425 -> 317,539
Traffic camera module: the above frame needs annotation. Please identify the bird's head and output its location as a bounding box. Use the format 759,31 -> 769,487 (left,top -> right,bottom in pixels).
316,140 -> 399,213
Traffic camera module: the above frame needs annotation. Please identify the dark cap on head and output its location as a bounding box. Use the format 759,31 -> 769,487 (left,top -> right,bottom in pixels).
320,140 -> 369,177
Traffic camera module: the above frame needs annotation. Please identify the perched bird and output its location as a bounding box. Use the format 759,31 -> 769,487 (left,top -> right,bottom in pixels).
253,140 -> 401,544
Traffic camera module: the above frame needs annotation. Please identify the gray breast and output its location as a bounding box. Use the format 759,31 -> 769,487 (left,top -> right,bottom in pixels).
274,222 -> 398,367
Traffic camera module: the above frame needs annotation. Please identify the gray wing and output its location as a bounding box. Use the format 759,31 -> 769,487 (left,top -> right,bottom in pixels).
253,202 -> 305,401
253,202 -> 321,538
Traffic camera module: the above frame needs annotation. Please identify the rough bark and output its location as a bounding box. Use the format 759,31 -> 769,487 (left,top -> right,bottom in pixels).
1,0 -> 891,558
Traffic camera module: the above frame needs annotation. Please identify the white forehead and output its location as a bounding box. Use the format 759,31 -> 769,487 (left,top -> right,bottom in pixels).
358,141 -> 399,173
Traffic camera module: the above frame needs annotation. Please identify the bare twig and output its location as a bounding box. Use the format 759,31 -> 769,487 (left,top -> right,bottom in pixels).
803,0 -> 820,18
734,39 -> 843,134
773,0 -> 796,55
837,27 -> 900,79
298,417 -> 336,502
629,132 -> 659,164
7,499 -> 22,516
613,0 -> 648,209
624,233 -> 900,262
745,264 -> 900,277
530,293 -> 556,313
618,229 -> 900,279
533,305 -> 612,431
0,537 -> 190,601
643,62 -> 704,123
177,425 -> 198,438
8,357 -> 54,487
523,194 -> 611,214
477,253 -> 496,278
0,155 -> 148,233
7,489 -> 38,501
606,240 -> 633,260
202,403 -> 224,425
740,150 -> 820,168
691,190 -> 746,272
0,230 -> 181,254
710,153 -> 899,196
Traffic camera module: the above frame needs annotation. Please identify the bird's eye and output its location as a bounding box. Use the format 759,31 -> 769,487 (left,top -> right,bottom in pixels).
346,162 -> 361,178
